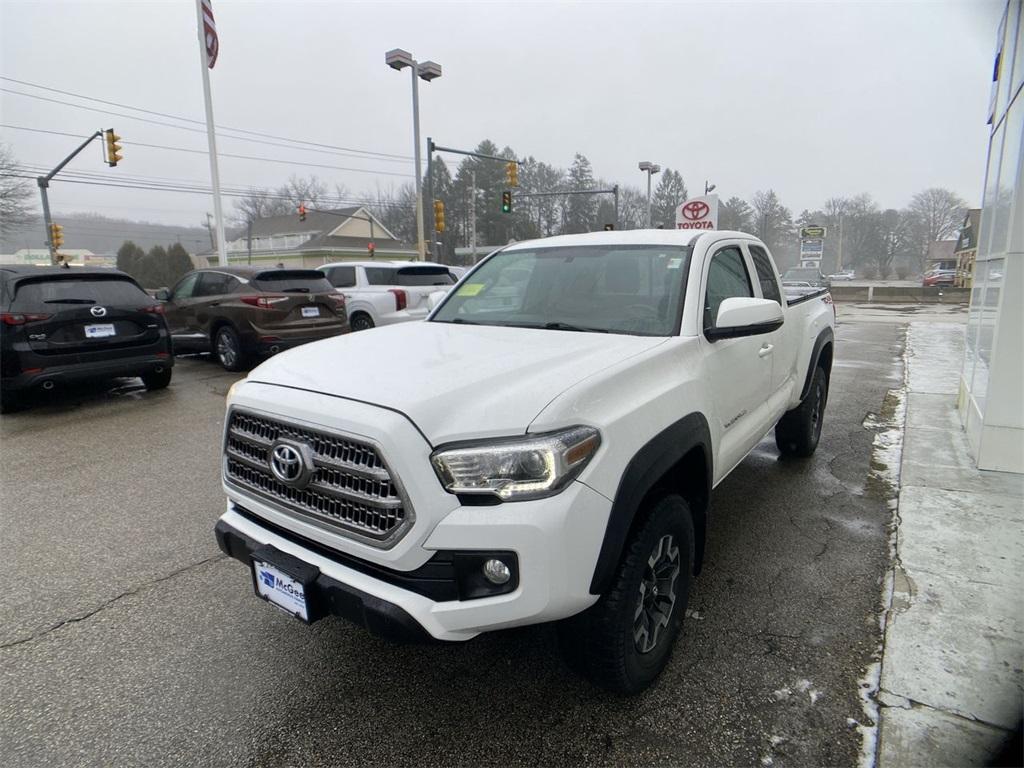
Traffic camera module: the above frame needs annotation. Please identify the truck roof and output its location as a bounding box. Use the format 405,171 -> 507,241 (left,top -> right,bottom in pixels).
501,229 -> 760,251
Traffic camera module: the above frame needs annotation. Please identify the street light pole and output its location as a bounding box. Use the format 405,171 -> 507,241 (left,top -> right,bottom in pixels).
410,65 -> 425,262
386,49 -> 442,263
638,161 -> 661,228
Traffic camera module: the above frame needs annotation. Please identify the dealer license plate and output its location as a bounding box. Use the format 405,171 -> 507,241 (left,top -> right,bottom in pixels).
84,323 -> 116,338
301,306 -> 319,318
253,560 -> 309,621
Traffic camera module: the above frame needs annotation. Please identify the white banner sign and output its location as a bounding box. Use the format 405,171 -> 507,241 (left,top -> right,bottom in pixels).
675,194 -> 719,230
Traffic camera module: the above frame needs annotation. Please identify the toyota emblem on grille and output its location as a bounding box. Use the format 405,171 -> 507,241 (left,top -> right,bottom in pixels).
268,439 -> 314,489
90,306 -> 107,317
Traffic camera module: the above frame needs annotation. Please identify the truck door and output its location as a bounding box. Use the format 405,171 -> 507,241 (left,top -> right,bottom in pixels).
748,244 -> 795,418
700,244 -> 775,477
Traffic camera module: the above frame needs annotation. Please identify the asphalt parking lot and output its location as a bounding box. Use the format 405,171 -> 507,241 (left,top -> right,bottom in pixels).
1,321 -> 904,768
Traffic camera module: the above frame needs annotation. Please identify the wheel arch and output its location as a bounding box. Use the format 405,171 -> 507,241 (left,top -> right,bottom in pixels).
589,412 -> 713,596
799,327 -> 834,400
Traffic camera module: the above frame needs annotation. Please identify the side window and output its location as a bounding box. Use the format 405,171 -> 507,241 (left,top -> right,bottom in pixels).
172,272 -> 200,300
749,245 -> 782,304
704,247 -> 753,329
328,266 -> 356,288
195,272 -> 233,297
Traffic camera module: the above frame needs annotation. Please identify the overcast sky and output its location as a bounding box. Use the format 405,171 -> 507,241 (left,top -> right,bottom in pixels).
0,0 -> 1006,229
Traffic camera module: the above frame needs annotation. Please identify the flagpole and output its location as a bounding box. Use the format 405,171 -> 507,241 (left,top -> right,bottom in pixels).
195,0 -> 228,267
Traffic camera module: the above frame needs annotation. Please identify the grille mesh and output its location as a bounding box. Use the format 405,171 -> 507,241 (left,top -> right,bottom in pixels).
224,410 -> 410,544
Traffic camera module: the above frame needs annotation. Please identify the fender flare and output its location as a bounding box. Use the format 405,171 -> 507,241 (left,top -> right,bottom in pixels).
589,412 -> 712,595
799,327 -> 835,401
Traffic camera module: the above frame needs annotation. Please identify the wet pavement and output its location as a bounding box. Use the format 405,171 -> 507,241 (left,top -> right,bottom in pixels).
1,323 -> 903,767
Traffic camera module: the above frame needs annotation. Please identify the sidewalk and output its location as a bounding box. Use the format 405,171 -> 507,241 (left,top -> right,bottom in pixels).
877,322 -> 1024,766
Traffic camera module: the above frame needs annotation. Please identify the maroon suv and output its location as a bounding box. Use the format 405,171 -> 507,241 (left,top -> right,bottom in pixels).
158,267 -> 349,370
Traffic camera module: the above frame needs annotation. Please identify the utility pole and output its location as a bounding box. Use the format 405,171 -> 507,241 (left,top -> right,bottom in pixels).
247,220 -> 253,265
837,213 -> 844,271
470,170 -> 477,263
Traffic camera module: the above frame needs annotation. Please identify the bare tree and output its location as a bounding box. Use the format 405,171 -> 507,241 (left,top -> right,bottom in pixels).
232,187 -> 289,226
905,187 -> 967,270
277,174 -> 329,209
0,144 -> 36,236
750,189 -> 793,253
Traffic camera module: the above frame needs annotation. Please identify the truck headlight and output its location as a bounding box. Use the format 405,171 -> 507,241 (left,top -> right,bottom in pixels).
430,426 -> 601,501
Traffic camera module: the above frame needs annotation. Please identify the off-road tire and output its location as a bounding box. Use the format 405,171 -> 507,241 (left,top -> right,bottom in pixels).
557,493 -> 694,695
350,313 -> 375,332
141,366 -> 173,390
214,326 -> 248,372
775,365 -> 828,457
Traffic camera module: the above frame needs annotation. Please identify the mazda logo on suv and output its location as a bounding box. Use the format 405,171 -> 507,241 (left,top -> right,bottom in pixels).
90,306 -> 107,317
268,439 -> 314,489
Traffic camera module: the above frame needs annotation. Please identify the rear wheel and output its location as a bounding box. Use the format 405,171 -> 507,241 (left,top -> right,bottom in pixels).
141,366 -> 172,390
350,313 -> 374,332
558,494 -> 694,694
214,326 -> 248,372
775,365 -> 828,457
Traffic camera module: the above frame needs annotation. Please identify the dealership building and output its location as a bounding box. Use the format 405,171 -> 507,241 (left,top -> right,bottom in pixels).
959,0 -> 1023,473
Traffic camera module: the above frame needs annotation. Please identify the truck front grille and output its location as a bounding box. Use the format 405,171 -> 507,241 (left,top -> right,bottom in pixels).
223,409 -> 412,546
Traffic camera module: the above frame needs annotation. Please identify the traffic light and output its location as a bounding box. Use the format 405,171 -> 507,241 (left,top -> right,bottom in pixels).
49,223 -> 64,249
104,129 -> 122,167
501,190 -> 512,214
367,241 -> 376,257
298,204 -> 307,222
506,161 -> 518,187
433,200 -> 445,232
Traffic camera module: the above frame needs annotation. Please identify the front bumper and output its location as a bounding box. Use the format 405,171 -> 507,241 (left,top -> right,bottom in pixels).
217,476 -> 612,641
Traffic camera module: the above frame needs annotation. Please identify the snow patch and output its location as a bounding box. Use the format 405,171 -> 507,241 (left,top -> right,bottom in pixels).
855,661 -> 882,768
684,608 -> 704,621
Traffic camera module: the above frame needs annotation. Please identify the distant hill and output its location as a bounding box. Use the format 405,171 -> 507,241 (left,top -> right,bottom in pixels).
0,213 -> 237,256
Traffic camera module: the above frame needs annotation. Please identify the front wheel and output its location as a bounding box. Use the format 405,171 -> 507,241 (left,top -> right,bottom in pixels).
775,365 -> 828,457
214,326 -> 248,372
558,494 -> 694,695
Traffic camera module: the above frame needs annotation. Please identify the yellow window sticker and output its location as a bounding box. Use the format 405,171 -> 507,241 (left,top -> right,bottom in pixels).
457,283 -> 485,297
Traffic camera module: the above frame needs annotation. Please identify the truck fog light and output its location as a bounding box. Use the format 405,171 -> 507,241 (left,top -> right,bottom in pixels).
482,559 -> 511,585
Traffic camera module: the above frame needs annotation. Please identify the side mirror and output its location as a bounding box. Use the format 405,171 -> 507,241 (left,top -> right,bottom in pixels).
154,288 -> 172,301
706,297 -> 783,341
426,289 -> 448,311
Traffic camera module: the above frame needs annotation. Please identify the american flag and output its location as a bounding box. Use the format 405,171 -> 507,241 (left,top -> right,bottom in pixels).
201,0 -> 219,69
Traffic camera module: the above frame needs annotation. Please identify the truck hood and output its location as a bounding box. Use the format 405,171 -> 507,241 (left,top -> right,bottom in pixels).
247,321 -> 667,445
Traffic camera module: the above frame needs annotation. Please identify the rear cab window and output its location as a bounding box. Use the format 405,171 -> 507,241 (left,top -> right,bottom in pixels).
252,270 -> 334,293
748,245 -> 782,304
10,275 -> 151,312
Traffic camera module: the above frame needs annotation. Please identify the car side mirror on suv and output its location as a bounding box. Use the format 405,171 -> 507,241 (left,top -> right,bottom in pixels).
154,288 -> 172,301
706,297 -> 784,341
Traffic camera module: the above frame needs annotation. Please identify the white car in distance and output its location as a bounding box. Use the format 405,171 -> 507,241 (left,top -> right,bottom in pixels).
318,261 -> 457,331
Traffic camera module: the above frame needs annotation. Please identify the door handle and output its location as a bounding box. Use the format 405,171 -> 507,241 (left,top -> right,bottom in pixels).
758,344 -> 774,358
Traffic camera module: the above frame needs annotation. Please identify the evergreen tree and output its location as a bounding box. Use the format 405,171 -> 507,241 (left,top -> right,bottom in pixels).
564,153 -> 597,234
650,169 -> 687,229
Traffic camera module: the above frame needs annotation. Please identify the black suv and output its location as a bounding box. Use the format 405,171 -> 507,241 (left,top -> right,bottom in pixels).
0,265 -> 173,412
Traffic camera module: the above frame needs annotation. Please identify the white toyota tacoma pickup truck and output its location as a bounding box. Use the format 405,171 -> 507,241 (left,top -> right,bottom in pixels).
216,230 -> 835,693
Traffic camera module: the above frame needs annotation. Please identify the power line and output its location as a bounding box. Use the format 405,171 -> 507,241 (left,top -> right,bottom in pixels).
0,123 -> 415,178
0,75 -> 413,162
3,170 -> 417,210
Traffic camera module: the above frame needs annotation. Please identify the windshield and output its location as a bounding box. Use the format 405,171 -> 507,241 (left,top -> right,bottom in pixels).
430,245 -> 690,336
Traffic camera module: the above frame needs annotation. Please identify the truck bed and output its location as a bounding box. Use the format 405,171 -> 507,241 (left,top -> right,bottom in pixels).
784,286 -> 829,306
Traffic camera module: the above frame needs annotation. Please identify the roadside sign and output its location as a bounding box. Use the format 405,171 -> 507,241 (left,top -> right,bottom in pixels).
675,194 -> 719,230
800,225 -> 827,239
800,239 -> 824,253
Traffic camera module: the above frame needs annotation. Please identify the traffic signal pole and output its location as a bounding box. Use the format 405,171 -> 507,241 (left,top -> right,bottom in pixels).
36,129 -> 103,264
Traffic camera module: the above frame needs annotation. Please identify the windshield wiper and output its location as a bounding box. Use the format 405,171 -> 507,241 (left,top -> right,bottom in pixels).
543,321 -> 609,333
281,288 -> 310,293
441,317 -> 482,325
43,298 -> 96,304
